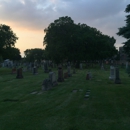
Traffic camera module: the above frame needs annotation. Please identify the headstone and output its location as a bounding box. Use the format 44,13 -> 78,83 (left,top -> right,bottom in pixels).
57,66 -> 64,82
101,63 -> 104,70
109,66 -> 115,80
64,72 -> 68,79
49,72 -> 57,86
42,79 -> 52,91
33,64 -> 38,75
126,62 -> 128,69
80,63 -> 82,69
11,68 -> 16,74
67,66 -> 72,77
44,61 -> 49,73
114,67 -> 121,84
86,72 -> 92,80
16,68 -> 23,79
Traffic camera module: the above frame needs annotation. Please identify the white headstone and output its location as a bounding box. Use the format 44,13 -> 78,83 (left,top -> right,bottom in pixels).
109,66 -> 115,80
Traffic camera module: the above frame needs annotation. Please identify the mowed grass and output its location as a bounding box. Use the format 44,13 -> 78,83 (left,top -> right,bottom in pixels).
0,66 -> 130,130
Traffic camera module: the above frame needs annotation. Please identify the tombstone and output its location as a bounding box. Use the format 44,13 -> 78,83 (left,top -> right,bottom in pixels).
80,63 -> 82,69
33,67 -> 36,75
44,61 -> 49,73
109,66 -> 115,80
67,66 -> 72,77
11,68 -> 16,74
101,63 -> 104,70
42,79 -> 52,91
86,72 -> 92,80
16,68 -> 23,79
57,66 -> 64,82
114,67 -> 121,84
49,72 -> 57,86
64,72 -> 68,79
126,62 -> 128,69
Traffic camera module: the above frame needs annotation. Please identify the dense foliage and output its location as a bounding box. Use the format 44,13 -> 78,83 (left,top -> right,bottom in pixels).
24,48 -> 45,62
117,4 -> 130,59
0,24 -> 21,60
43,16 -> 117,64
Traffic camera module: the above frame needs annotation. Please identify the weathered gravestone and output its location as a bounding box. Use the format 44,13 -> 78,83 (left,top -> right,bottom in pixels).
67,66 -> 72,77
126,62 -> 128,70
33,65 -> 38,75
11,68 -> 16,74
57,66 -> 64,82
86,72 -> 92,80
114,67 -> 121,84
80,63 -> 82,69
64,72 -> 68,79
101,63 -> 104,70
109,66 -> 115,80
16,68 -> 23,79
42,79 -> 52,91
44,61 -> 49,73
49,72 -> 57,86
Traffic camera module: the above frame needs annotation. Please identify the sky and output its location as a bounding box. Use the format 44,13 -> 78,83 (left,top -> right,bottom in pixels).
0,0 -> 130,57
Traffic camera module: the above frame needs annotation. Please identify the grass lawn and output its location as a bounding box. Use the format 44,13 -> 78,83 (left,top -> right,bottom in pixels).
0,66 -> 130,130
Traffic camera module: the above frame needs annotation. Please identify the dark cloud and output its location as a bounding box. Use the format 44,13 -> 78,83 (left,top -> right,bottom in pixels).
0,0 -> 129,46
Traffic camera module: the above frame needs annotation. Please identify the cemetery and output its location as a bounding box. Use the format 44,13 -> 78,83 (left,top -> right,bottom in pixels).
0,64 -> 130,130
1,4 -> 130,129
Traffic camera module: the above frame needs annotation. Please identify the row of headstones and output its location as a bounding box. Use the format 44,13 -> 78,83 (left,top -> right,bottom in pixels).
109,66 -> 121,84
42,66 -> 75,91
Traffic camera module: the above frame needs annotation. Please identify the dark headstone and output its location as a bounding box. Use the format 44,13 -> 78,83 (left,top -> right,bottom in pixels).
44,61 -> 49,73
16,68 -> 23,79
67,66 -> 72,77
86,72 -> 92,80
64,72 -> 68,79
57,66 -> 64,82
11,68 -> 16,74
114,67 -> 121,84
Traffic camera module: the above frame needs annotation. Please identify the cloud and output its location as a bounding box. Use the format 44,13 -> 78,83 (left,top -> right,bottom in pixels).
0,0 -> 130,48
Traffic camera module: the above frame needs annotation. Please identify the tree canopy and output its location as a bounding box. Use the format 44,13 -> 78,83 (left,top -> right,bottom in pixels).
24,48 -> 45,62
117,4 -> 130,58
43,16 -> 117,64
0,24 -> 20,60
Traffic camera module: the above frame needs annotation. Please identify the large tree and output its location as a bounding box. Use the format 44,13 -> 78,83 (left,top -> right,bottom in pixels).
24,48 -> 44,62
2,47 -> 21,61
44,16 -> 76,63
117,4 -> 130,58
0,24 -> 19,59
43,16 -> 117,64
